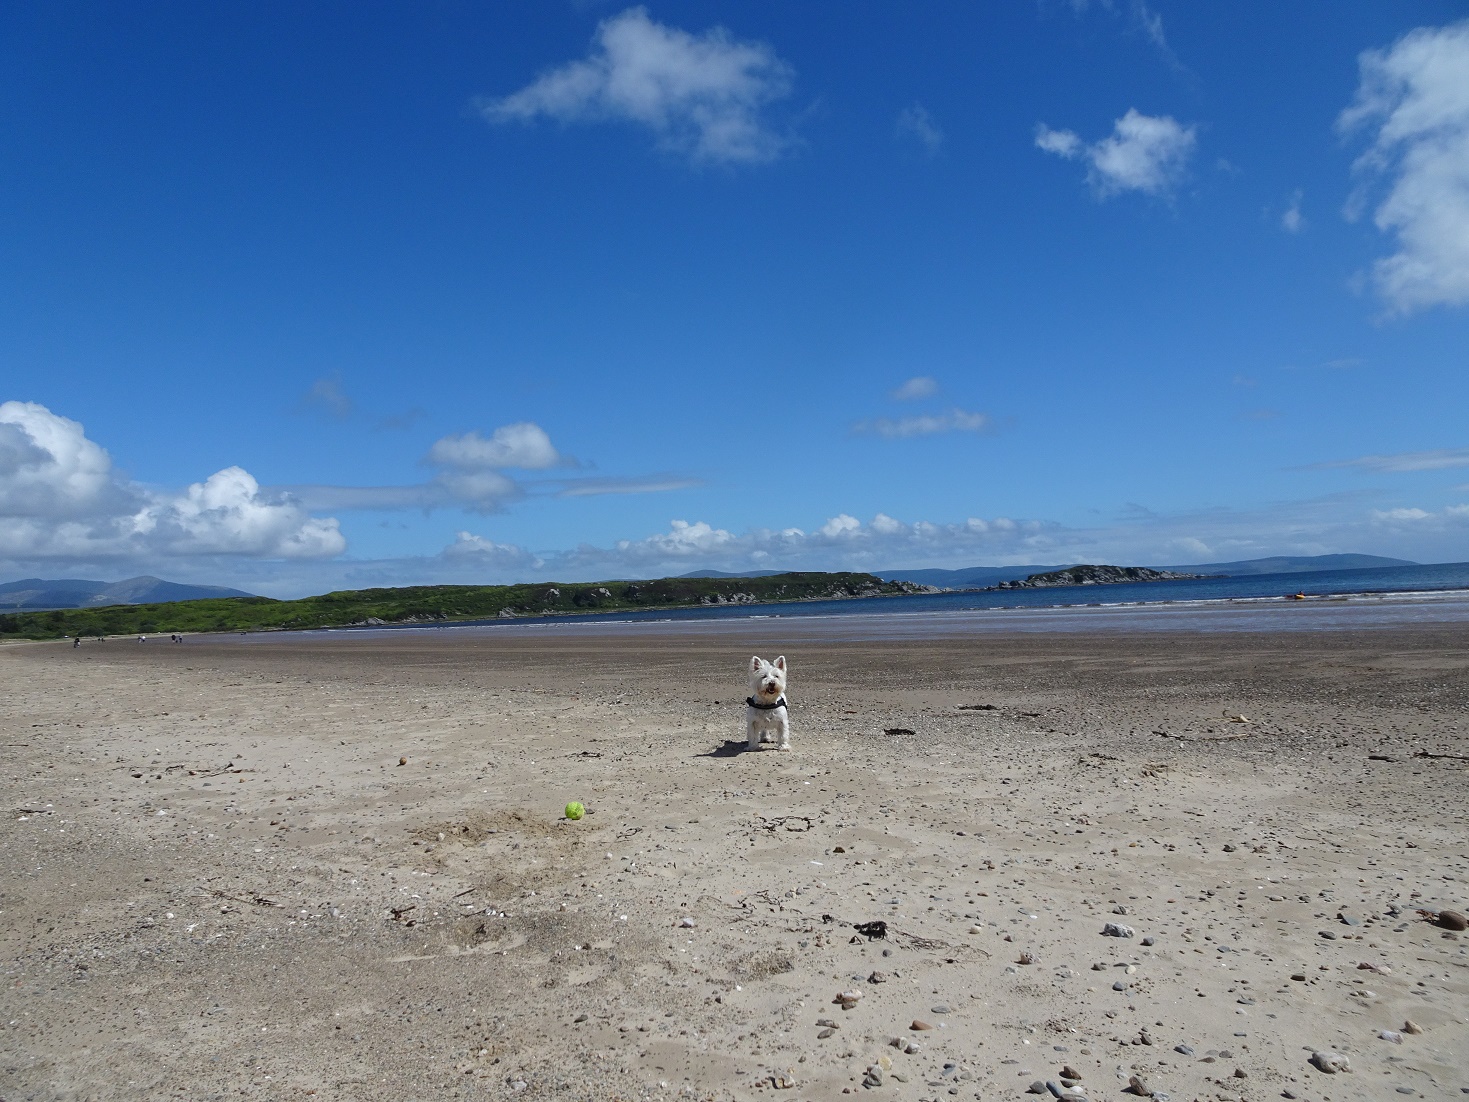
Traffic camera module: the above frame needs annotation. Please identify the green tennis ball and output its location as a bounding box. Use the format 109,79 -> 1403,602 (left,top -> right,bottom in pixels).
564,801 -> 586,821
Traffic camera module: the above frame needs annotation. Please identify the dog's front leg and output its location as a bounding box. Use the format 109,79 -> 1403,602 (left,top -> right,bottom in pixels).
746,717 -> 763,751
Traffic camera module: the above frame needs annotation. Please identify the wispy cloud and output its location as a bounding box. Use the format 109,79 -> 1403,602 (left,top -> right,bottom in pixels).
299,374 -> 353,420
1036,109 -> 1197,197
284,423 -> 692,513
1338,19 -> 1469,314
895,104 -> 943,154
374,407 -> 426,432
554,474 -> 701,498
890,375 -> 939,401
853,408 -> 992,439
1281,189 -> 1306,233
479,6 -> 794,165
1314,446 -> 1469,473
1281,357 -> 1363,372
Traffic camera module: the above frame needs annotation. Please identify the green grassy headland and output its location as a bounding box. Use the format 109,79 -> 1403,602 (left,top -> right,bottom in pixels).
0,572 -> 926,641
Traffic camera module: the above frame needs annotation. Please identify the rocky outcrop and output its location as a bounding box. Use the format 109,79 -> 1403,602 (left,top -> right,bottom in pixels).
990,565 -> 1208,590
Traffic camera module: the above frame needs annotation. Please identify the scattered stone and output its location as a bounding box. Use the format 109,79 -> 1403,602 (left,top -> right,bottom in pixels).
1141,936 -> 1156,946
930,1004 -> 951,1014
1222,844 -> 1236,852
1431,909 -> 1468,931
862,1066 -> 884,1088
867,971 -> 887,984
679,916 -> 696,928
1112,980 -> 1128,992
772,1072 -> 796,1090
1102,923 -> 1135,938
573,1013 -> 588,1023
1127,1074 -> 1153,1097
1291,973 -> 1307,981
910,1019 -> 933,1031
1379,1030 -> 1403,1044
834,990 -> 862,1011
1113,905 -> 1131,915
1027,1083 -> 1048,1095
1174,1044 -> 1194,1056
1319,930 -> 1338,939
1232,1068 -> 1247,1078
816,1018 -> 838,1029
1310,1051 -> 1351,1074
1402,1020 -> 1424,1034
1061,1066 -> 1082,1081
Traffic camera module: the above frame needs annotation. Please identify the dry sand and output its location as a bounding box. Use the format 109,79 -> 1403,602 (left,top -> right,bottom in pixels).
2,621 -> 1467,1102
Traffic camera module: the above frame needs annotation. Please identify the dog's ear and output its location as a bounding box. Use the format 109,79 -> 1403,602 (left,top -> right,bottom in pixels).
773,655 -> 786,671
749,655 -> 763,672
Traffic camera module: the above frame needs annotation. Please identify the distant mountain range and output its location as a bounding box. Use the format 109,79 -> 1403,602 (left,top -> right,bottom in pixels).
881,554 -> 1418,589
0,576 -> 255,610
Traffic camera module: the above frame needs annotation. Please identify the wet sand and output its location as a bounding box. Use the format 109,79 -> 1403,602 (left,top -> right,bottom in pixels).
2,623 -> 1467,1101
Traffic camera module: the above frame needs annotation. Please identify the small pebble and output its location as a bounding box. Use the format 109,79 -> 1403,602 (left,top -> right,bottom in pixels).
1128,1074 -> 1153,1097
1402,1019 -> 1424,1034
1379,1030 -> 1403,1044
1102,923 -> 1135,938
1433,909 -> 1468,931
910,1019 -> 933,1031
1141,935 -> 1156,946
1174,1044 -> 1194,1056
930,1004 -> 951,1014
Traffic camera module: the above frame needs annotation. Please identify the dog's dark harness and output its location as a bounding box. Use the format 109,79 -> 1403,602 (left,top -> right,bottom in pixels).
746,695 -> 788,710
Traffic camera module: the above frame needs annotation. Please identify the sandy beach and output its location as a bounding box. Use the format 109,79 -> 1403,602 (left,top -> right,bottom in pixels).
3,620 -> 1467,1102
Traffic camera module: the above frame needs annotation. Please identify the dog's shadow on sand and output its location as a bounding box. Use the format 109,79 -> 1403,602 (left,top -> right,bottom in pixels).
699,739 -> 754,758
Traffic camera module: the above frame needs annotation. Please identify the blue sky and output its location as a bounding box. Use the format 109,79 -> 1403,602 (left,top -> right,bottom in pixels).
3,2 -> 1467,595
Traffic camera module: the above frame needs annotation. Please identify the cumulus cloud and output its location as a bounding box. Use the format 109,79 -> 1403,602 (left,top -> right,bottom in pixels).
0,401 -> 126,519
427,423 -> 563,471
1338,20 -> 1469,314
890,375 -> 939,401
1316,446 -> 1469,472
0,401 -> 343,562
853,408 -> 992,439
1037,109 -> 1197,197
896,104 -> 943,154
480,6 -> 794,165
441,531 -> 543,570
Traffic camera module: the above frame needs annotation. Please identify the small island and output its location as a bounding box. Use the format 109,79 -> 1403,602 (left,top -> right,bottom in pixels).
988,564 -> 1211,590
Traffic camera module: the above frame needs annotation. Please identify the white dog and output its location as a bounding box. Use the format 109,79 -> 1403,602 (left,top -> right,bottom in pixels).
746,655 -> 790,751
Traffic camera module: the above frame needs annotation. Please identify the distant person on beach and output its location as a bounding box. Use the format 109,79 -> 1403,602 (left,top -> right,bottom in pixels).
73,637 -> 80,648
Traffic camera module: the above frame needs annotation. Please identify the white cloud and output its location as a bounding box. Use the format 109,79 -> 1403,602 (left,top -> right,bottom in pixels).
1338,19 -> 1469,314
481,6 -> 794,165
441,531 -> 543,570
1372,506 -> 1431,522
853,408 -> 992,439
1037,109 -> 1197,197
1035,125 -> 1081,158
1282,189 -> 1306,233
428,423 -> 562,471
896,104 -> 943,154
0,401 -> 343,562
0,401 -> 126,519
890,375 -> 939,401
1317,446 -> 1469,472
